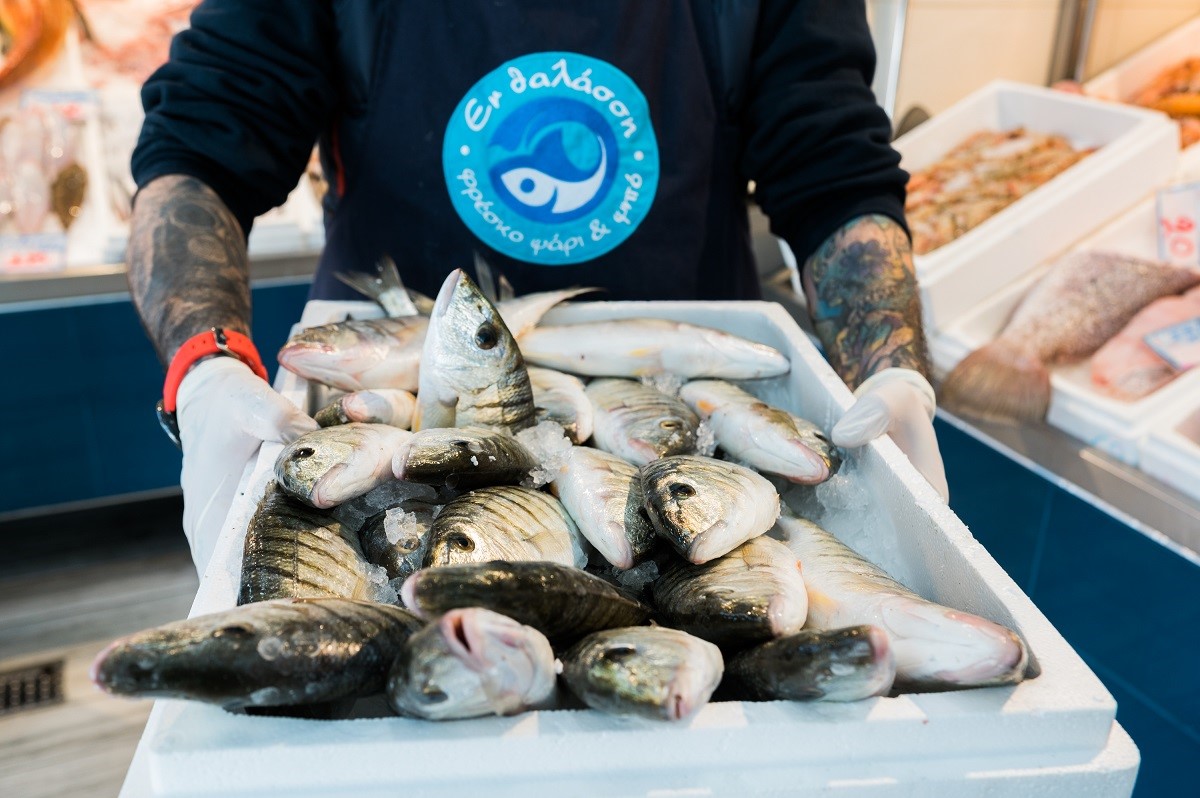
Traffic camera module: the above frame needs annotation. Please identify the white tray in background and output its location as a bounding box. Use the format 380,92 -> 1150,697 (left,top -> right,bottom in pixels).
1141,397 -> 1200,504
930,146 -> 1200,466
1085,14 -> 1200,153
122,300 -> 1135,797
893,79 -> 1178,333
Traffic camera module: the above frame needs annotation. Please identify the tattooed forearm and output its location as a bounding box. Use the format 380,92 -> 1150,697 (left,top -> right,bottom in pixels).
127,174 -> 250,367
802,214 -> 930,389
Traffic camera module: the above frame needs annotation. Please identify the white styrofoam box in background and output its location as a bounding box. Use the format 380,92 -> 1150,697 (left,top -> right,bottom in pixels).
893,80 -> 1178,333
117,299 -> 1136,797
1141,398 -> 1200,504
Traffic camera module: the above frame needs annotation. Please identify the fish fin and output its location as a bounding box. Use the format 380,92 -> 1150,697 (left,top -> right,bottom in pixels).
473,252 -> 498,303
498,273 -> 516,302
938,339 -> 1051,423
335,256 -> 418,317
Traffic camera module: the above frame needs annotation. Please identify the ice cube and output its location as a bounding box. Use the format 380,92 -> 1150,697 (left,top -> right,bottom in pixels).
383,508 -> 420,545
331,481 -> 438,531
640,373 -> 684,397
363,562 -> 398,604
695,419 -> 717,457
517,420 -> 573,488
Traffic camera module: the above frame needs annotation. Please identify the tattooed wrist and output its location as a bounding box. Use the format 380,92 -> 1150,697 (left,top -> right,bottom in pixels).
127,174 -> 251,367
803,214 -> 931,389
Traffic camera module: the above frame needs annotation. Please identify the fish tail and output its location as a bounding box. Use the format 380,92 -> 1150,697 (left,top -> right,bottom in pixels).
938,339 -> 1050,423
335,256 -> 417,317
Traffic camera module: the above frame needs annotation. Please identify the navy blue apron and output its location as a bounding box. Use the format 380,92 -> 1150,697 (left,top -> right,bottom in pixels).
312,0 -> 758,302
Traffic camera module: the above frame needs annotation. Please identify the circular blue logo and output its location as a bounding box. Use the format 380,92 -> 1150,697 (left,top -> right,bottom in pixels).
444,52 -> 660,264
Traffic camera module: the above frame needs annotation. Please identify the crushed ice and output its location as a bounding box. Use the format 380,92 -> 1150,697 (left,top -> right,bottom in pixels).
640,372 -> 684,397
363,562 -> 399,604
694,419 -> 717,457
332,480 -> 438,531
383,507 -> 420,545
616,560 -> 659,594
517,420 -> 573,488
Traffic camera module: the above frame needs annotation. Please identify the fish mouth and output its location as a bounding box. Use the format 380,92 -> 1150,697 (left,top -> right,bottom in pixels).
309,464 -> 347,509
685,519 -> 731,564
440,610 -> 492,672
432,269 -> 465,319
399,572 -> 424,614
781,448 -> 830,484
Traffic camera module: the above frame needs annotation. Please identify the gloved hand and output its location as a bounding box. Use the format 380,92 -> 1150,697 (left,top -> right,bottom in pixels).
176,356 -> 317,575
831,368 -> 949,501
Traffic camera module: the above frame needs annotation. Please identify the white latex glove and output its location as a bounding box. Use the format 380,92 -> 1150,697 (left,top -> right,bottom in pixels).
831,368 -> 949,501
177,356 -> 317,575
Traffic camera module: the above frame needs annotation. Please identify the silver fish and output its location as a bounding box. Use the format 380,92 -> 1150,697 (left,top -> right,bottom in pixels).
641,455 -> 780,564
358,499 -> 440,581
314,388 -> 416,429
275,423 -> 412,509
90,598 -> 423,708
425,486 -> 587,568
776,514 -> 1028,689
551,446 -> 656,569
724,625 -> 895,702
560,627 -> 724,721
414,269 -> 536,434
520,318 -> 790,379
386,608 -> 556,720
528,366 -> 594,444
679,380 -> 839,484
651,536 -> 808,647
391,426 -> 537,490
587,379 -> 699,466
277,316 -> 428,392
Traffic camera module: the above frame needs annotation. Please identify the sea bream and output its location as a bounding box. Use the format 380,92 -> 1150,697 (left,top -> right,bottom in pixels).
528,366 -> 594,444
679,379 -> 840,484
776,514 -> 1028,689
314,388 -> 416,429
274,423 -> 411,509
551,446 -> 657,569
587,378 -> 699,466
724,625 -> 895,702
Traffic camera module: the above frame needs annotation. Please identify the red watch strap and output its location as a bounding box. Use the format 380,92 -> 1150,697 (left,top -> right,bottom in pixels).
161,328 -> 268,413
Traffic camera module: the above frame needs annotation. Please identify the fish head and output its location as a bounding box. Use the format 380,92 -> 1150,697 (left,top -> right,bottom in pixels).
428,269 -> 523,387
622,408 -> 698,464
277,321 -> 394,390
426,517 -> 497,567
641,457 -> 731,558
275,426 -> 368,508
393,428 -> 494,485
789,626 -> 895,701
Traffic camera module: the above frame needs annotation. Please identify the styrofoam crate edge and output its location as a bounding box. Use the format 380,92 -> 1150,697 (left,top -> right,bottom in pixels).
1140,399 -> 1200,503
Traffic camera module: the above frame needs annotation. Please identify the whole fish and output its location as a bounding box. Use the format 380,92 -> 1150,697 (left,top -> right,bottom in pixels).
588,379 -> 699,466
940,251 -> 1200,422
560,627 -> 724,721
679,380 -> 839,484
400,560 -> 653,647
391,426 -> 537,490
314,388 -> 416,429
277,316 -> 428,392
551,446 -> 657,569
724,625 -> 895,702
90,598 -> 424,708
238,482 -> 387,604
414,269 -> 536,434
386,608 -> 556,720
776,514 -> 1028,689
651,536 -> 808,648
358,499 -> 441,581
641,455 -> 780,564
1090,286 -> 1200,400
275,423 -> 411,509
529,366 -> 594,444
425,486 -> 587,568
520,318 -> 790,379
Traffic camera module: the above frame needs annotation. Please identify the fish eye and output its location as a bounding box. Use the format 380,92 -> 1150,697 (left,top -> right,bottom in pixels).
669,483 -> 696,500
600,645 -> 638,663
419,686 -> 449,704
474,323 -> 499,350
292,447 -> 315,459
448,533 -> 475,552
659,419 -> 681,430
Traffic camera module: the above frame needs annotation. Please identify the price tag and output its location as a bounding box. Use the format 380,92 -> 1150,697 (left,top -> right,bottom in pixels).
1144,317 -> 1200,372
0,233 -> 68,274
1156,182 -> 1200,268
19,89 -> 98,122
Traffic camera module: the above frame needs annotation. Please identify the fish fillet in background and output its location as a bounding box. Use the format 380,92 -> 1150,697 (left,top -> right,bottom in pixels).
1090,286 -> 1200,401
939,251 -> 1200,422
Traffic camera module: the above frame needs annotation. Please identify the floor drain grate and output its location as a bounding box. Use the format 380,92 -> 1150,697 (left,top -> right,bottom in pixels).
0,660 -> 65,715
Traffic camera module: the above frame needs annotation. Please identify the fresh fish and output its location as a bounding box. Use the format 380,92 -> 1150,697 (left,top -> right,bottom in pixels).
277,315 -> 428,392
275,423 -> 411,509
529,366 -> 594,444
496,287 -> 598,339
724,625 -> 895,702
550,446 -> 657,569
424,486 -> 587,568
641,455 -> 780,564
776,514 -> 1028,689
587,378 -> 699,466
651,536 -> 808,648
940,251 -> 1200,422
328,479 -> 439,533
414,269 -> 536,434
386,607 -> 555,720
391,426 -> 537,490
90,598 -> 423,708
520,318 -> 790,379
335,256 -> 421,317
400,560 -> 653,647
314,388 -> 416,429
560,627 -> 724,721
238,482 -> 387,604
1090,286 -> 1200,401
358,499 -> 440,581
680,380 -> 840,484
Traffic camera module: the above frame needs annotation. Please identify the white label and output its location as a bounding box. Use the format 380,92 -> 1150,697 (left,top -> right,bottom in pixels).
1156,182 -> 1200,268
1144,317 -> 1200,372
0,233 -> 68,274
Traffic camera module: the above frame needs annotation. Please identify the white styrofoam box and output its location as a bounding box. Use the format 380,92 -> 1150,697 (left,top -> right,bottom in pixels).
893,80 -> 1178,333
117,299 -> 1135,797
1141,397 -> 1200,504
1085,14 -> 1200,152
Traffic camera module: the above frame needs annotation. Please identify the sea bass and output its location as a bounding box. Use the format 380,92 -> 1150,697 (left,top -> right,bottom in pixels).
314,388 -> 416,429
425,486 -> 588,568
561,627 -> 724,721
90,598 -> 424,708
529,366 -> 594,444
776,514 -> 1028,689
641,455 -> 780,564
275,423 -> 411,509
414,269 -> 536,434
587,379 -> 699,466
391,426 -> 537,490
520,318 -> 790,379
1090,286 -> 1200,400
387,608 -> 556,720
940,251 -> 1200,422
651,536 -> 808,648
551,446 -> 657,569
724,625 -> 895,702
679,380 -> 840,484
400,561 -> 652,647
277,316 -> 428,393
